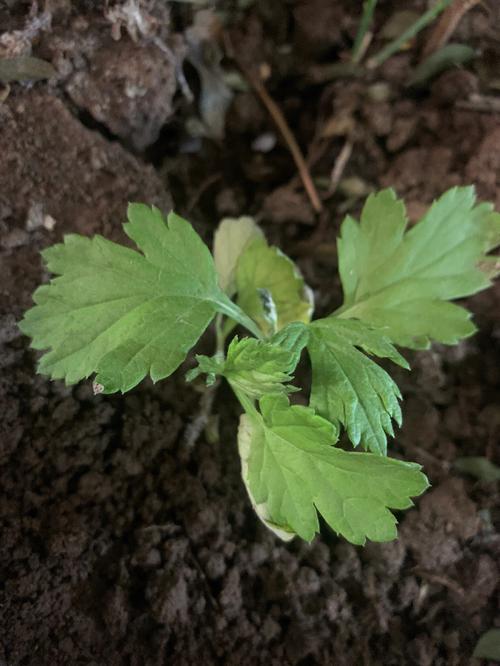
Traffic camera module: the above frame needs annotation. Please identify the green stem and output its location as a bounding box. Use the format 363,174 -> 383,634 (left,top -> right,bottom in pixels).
367,0 -> 453,69
352,0 -> 378,64
214,313 -> 225,354
214,292 -> 263,340
233,387 -> 260,420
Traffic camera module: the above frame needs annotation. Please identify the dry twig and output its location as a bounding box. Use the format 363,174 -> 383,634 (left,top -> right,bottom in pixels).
186,173 -> 221,213
224,28 -> 323,215
456,93 -> 500,112
246,71 -> 323,214
0,83 -> 10,103
422,0 -> 482,57
414,570 -> 466,597
326,139 -> 354,198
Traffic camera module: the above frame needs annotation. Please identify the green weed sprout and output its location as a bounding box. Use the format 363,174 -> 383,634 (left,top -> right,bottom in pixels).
20,187 -> 500,545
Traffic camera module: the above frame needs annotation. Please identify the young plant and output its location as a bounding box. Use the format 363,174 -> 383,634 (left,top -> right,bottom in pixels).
20,187 -> 500,545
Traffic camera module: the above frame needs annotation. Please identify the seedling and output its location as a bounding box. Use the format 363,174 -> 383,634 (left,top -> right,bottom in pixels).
20,187 -> 500,545
351,0 -> 454,68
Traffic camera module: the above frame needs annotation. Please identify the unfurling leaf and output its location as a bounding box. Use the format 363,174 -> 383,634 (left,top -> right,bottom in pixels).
236,237 -> 314,336
187,322 -> 309,398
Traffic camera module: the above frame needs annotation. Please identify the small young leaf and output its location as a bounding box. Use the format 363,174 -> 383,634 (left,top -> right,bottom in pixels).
307,317 -> 408,455
337,187 -> 500,348
188,328 -> 305,398
238,395 -> 428,544
236,237 -> 314,336
20,206 -> 255,393
409,43 -> 475,87
454,457 -> 500,483
185,353 -> 224,387
213,216 -> 263,295
473,629 -> 500,660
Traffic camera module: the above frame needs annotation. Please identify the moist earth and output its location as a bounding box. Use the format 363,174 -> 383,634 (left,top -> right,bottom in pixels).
1,2 -> 500,665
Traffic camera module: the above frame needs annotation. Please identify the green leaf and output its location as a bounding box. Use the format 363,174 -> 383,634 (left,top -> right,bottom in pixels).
454,457 -> 500,483
270,320 -> 310,356
235,237 -> 314,336
20,205 -> 257,393
408,43 -> 476,87
187,322 -> 309,398
238,395 -> 429,544
337,187 -> 500,348
473,629 -> 500,660
307,317 -> 408,455
213,216 -> 263,295
188,337 -> 296,398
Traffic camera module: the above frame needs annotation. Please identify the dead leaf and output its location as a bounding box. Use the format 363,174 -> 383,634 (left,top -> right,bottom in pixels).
0,56 -> 56,83
185,11 -> 233,140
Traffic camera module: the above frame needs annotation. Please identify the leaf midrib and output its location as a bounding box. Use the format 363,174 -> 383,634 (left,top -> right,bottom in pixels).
346,217 -> 482,312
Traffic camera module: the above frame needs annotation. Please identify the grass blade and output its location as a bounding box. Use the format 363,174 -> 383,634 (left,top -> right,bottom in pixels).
368,0 -> 453,69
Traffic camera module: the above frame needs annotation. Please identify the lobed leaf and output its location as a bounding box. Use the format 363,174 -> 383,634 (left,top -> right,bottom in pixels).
239,395 -> 429,544
307,317 -> 407,455
20,206 -> 251,393
337,187 -> 500,348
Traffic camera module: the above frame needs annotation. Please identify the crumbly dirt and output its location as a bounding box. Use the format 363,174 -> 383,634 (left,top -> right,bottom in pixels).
1,2 -> 500,665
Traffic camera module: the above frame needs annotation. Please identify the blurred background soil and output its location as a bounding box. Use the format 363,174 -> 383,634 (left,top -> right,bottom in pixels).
1,1 -> 500,664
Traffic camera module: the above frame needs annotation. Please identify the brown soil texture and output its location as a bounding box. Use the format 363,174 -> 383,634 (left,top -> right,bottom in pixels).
1,2 -> 500,665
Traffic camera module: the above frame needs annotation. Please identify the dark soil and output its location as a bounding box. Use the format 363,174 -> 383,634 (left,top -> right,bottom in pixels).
1,2 -> 500,665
